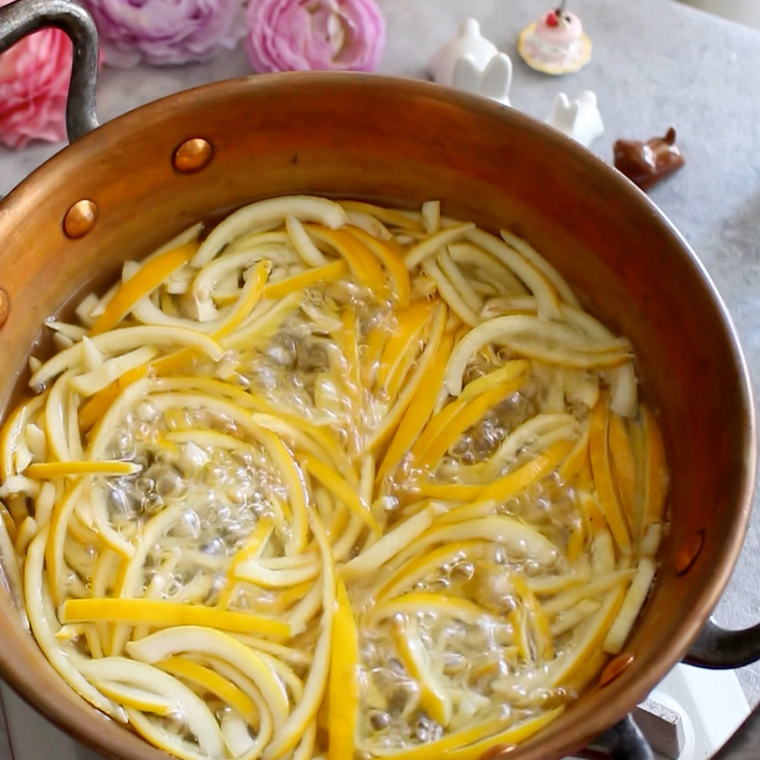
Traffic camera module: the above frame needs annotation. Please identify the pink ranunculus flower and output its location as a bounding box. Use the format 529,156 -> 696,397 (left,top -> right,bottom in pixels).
0,20 -> 72,150
81,0 -> 244,68
245,0 -> 385,73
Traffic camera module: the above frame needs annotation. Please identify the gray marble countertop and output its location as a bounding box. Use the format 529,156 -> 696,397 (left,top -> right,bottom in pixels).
2,0 -> 760,708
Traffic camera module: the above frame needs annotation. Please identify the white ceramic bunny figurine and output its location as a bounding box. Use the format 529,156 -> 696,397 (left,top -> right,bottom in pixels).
545,90 -> 604,147
428,18 -> 513,107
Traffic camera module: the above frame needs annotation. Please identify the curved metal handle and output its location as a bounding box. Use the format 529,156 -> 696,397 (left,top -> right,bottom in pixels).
684,617 -> 760,669
0,0 -> 99,142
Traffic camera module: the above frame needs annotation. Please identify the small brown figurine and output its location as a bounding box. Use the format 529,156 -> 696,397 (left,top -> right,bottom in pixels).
613,128 -> 684,191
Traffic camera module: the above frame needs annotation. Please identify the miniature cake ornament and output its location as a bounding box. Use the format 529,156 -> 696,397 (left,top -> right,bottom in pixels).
428,18 -> 513,107
518,1 -> 591,76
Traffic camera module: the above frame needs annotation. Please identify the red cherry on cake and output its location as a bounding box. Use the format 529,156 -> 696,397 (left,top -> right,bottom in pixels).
544,10 -> 560,27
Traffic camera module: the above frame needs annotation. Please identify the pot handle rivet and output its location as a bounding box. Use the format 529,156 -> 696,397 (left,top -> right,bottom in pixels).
0,288 -> 9,327
173,138 -> 213,173
676,530 -> 704,575
63,199 -> 98,239
600,652 -> 635,687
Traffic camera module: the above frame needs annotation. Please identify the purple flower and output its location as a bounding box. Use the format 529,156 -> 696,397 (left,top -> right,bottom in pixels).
82,0 -> 244,68
245,0 -> 385,73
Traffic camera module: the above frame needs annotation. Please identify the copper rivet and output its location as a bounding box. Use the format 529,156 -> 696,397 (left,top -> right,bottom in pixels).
173,138 -> 213,173
0,288 -> 9,327
600,652 -> 635,687
676,531 -> 705,575
63,199 -> 98,239
479,744 -> 515,760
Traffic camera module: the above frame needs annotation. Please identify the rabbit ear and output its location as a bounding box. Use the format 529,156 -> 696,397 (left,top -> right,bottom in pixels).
481,53 -> 512,100
552,97 -> 580,130
460,17 -> 482,38
548,92 -> 571,123
564,100 -> 581,126
452,54 -> 482,93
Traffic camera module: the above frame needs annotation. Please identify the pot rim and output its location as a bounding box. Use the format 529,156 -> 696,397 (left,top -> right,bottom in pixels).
1,71 -> 757,760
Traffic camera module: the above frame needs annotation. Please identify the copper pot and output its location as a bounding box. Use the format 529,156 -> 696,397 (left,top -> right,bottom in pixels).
1,2 -> 759,759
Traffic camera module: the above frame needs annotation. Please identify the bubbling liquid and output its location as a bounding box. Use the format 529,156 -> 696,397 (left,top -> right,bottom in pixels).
0,198 -> 668,760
